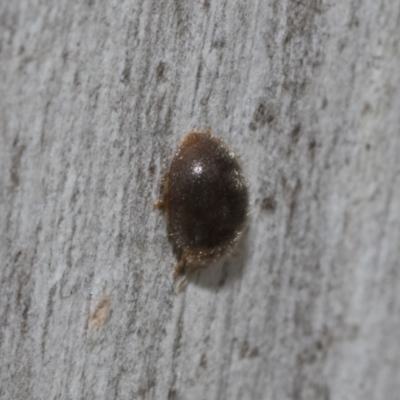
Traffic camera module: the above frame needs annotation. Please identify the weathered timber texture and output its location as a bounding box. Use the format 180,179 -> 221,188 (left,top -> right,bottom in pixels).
1,1 -> 400,399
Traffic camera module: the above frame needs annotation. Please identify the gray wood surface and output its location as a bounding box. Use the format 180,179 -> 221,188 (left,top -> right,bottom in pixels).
1,1 -> 400,399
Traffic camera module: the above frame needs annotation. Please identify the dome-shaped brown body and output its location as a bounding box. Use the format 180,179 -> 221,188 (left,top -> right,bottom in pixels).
161,130 -> 248,275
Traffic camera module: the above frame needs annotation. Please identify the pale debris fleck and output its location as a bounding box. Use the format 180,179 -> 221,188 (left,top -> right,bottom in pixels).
86,294 -> 111,330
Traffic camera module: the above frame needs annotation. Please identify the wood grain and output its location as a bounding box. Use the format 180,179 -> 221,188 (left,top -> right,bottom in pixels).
1,1 -> 400,399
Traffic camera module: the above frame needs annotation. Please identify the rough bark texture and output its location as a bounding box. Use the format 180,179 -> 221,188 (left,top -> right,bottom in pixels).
1,1 -> 400,399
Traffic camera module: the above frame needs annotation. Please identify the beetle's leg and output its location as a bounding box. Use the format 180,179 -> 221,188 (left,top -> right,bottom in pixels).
153,200 -> 164,209
177,275 -> 188,291
173,256 -> 186,276
154,173 -> 170,210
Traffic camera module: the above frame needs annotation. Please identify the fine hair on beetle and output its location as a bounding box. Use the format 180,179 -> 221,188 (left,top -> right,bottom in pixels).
155,127 -> 249,287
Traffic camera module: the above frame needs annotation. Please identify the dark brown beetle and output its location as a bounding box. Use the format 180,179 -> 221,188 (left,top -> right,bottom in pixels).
155,128 -> 249,280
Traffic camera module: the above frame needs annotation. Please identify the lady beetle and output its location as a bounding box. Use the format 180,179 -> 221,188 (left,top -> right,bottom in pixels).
156,128 -> 249,280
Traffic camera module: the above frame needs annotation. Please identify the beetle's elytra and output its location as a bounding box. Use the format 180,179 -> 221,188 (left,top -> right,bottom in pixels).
155,128 -> 249,278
